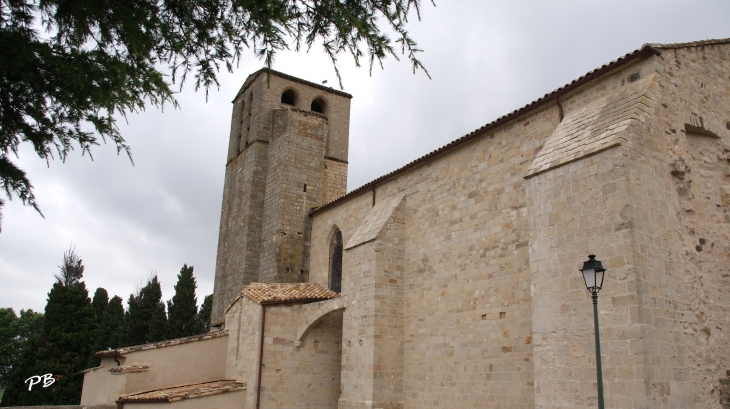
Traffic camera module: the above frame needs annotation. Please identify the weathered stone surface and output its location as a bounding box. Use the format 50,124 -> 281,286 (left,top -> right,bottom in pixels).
82,39 -> 730,409
212,72 -> 352,324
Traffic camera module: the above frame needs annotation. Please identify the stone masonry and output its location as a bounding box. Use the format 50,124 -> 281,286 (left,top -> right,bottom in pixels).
211,70 -> 352,325
82,38 -> 730,409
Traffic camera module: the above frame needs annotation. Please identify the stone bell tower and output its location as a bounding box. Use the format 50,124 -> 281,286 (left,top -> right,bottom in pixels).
210,70 -> 352,325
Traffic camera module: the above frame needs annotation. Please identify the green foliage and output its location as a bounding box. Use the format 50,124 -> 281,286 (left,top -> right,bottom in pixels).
0,308 -> 16,388
198,294 -> 213,334
166,264 -> 201,339
2,281 -> 96,404
90,287 -> 109,364
0,329 -> 42,407
54,247 -> 84,287
0,308 -> 43,390
0,0 -> 431,230
124,275 -> 167,346
103,296 -> 126,350
91,288 -> 109,320
1,247 -> 97,406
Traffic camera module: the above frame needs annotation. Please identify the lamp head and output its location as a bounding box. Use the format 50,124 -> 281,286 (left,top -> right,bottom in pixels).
581,255 -> 606,294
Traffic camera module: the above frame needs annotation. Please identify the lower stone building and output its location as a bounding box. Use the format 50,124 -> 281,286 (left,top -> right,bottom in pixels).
82,38 -> 730,409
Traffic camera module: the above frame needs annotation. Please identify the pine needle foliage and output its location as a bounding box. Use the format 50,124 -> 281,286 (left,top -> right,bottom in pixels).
124,275 -> 167,346
198,294 -> 213,334
90,287 -> 108,364
54,246 -> 84,287
1,255 -> 96,405
0,0 -> 432,229
166,264 -> 201,339
104,296 -> 126,350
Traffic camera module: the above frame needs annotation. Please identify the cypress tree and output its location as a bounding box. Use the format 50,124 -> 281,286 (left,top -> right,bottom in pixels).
124,276 -> 167,346
1,247 -> 96,405
90,288 -> 109,360
166,265 -> 200,339
104,296 -> 125,350
198,295 -> 213,334
91,288 -> 108,322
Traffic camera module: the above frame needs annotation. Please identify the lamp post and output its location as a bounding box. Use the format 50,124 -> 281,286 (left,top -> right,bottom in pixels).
580,255 -> 606,409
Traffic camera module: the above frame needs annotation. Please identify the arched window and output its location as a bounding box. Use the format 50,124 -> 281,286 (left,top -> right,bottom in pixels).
329,230 -> 343,293
281,89 -> 297,106
311,97 -> 326,114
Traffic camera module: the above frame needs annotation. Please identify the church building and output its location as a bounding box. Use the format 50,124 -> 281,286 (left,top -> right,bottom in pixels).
81,39 -> 730,409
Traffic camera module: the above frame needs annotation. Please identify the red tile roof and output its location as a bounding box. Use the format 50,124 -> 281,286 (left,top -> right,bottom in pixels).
118,380 -> 246,403
226,283 -> 340,312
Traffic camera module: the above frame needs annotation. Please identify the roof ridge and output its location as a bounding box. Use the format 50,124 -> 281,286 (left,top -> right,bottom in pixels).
645,38 -> 730,50
233,68 -> 353,102
310,37 -> 730,215
96,330 -> 228,356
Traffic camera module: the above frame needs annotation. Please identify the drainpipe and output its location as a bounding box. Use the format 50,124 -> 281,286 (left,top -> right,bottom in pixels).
555,94 -> 564,122
255,305 -> 267,409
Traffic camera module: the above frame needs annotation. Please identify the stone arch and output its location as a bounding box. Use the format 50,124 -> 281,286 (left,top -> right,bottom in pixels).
329,227 -> 343,293
280,88 -> 298,107
295,297 -> 347,346
310,96 -> 328,115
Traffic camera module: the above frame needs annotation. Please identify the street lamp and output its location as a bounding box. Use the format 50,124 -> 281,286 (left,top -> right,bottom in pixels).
580,255 -> 606,409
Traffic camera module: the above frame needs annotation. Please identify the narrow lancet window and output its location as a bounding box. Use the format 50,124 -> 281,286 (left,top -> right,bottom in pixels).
329,230 -> 343,293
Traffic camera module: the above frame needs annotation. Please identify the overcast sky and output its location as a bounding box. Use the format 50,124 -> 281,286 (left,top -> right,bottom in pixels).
1,0 -> 729,313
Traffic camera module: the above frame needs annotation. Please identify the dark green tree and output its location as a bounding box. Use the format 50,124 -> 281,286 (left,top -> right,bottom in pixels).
90,288 -> 109,364
166,265 -> 200,339
124,276 -> 167,346
0,308 -> 43,390
198,295 -> 213,334
103,296 -> 126,350
1,248 -> 96,406
0,308 -> 16,389
91,288 -> 108,322
0,0 -> 432,231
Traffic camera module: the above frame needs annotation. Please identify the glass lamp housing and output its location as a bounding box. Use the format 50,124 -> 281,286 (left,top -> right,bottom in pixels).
581,255 -> 606,293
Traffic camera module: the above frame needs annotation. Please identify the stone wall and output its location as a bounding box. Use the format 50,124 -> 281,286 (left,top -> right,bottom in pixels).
310,43 -> 730,408
323,158 -> 348,205
225,296 -> 261,409
258,108 -> 328,283
634,43 -> 730,409
224,295 -> 344,409
212,72 -> 351,324
337,195 -> 406,409
260,305 -> 343,409
311,79 -> 557,408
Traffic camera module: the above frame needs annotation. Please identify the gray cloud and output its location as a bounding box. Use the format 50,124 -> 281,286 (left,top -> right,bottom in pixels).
1,0 -> 728,312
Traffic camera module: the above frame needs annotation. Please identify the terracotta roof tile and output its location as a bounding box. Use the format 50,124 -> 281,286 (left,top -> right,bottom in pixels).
226,283 -> 340,311
96,330 -> 228,357
118,380 -> 246,403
